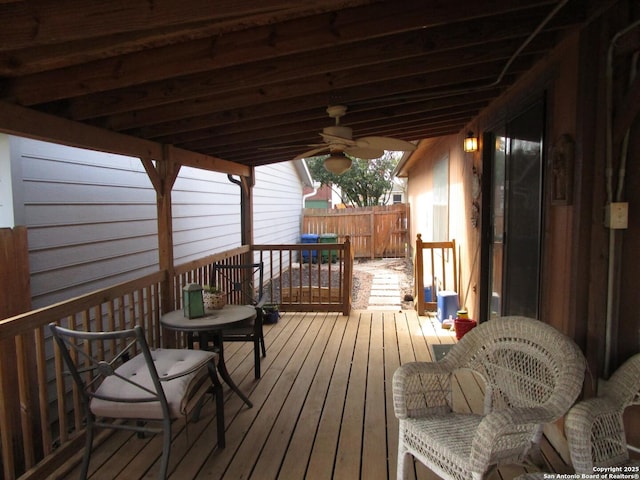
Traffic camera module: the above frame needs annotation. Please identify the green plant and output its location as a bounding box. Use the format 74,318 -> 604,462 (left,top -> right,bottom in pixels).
262,304 -> 280,324
306,151 -> 402,207
202,284 -> 223,294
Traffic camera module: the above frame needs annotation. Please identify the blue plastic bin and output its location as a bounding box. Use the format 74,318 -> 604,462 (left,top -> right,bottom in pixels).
424,286 -> 433,302
436,291 -> 459,323
300,233 -> 319,263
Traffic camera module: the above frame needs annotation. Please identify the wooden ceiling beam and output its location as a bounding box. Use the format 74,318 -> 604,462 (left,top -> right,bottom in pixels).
170,146 -> 250,177
0,100 -> 249,177
207,112 -> 477,160
215,122 -> 466,165
0,100 -> 161,160
1,0 -> 556,105
0,0 -> 376,52
135,80 -> 508,140
179,102 -> 491,151
57,9 -> 567,120
0,0 -> 376,76
153,89 -> 503,145
103,54 -> 536,132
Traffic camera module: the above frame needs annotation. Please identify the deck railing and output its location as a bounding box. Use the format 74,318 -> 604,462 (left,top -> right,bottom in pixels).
0,241 -> 352,480
254,237 -> 353,315
413,234 -> 458,316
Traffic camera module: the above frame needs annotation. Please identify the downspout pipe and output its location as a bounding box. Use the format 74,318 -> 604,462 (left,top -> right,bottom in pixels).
228,174 -> 247,245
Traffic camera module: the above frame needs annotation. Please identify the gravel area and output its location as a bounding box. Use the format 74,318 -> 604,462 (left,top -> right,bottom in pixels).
264,257 -> 414,309
351,257 -> 414,309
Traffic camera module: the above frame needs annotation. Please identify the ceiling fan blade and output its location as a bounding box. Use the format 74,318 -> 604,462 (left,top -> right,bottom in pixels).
293,145 -> 331,160
320,132 -> 357,146
344,146 -> 385,160
355,136 -> 417,152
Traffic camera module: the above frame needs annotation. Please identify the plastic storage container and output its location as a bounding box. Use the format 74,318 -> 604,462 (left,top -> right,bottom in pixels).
319,233 -> 338,263
424,285 -> 433,302
436,291 -> 459,323
300,233 -> 319,263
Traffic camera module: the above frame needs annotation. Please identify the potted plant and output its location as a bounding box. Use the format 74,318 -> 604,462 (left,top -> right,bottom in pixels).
202,285 -> 226,310
262,304 -> 280,324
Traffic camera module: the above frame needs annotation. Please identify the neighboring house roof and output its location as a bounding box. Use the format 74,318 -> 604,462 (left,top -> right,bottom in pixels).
293,159 -> 314,187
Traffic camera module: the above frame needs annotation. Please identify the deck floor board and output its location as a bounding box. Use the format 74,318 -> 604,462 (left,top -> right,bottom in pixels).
60,310 -> 568,480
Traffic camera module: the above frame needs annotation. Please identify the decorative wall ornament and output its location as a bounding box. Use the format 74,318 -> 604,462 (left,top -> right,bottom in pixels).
471,166 -> 481,201
470,166 -> 481,228
471,201 -> 480,228
550,133 -> 575,205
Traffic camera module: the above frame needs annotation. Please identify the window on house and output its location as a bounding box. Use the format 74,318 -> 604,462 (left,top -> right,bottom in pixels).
393,193 -> 402,204
432,155 -> 449,241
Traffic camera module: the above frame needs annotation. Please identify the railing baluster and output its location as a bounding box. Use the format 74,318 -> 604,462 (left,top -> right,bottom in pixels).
35,326 -> 52,456
52,320 -> 67,449
16,333 -> 35,468
0,340 -> 16,480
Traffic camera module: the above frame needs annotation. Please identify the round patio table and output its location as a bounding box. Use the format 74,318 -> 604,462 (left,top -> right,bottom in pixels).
161,305 -> 256,408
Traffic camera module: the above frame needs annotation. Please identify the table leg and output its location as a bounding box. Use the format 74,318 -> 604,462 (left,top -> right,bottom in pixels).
198,332 -> 253,408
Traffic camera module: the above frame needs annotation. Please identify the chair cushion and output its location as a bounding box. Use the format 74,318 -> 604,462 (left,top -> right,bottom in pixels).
91,348 -> 215,420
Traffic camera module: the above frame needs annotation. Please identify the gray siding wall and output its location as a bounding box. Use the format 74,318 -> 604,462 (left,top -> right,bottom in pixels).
254,163 -> 304,244
10,137 -> 304,308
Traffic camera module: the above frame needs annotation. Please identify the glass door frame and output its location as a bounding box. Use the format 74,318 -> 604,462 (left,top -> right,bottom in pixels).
479,99 -> 546,323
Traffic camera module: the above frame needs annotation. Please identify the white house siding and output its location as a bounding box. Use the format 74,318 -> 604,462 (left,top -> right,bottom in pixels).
13,137 -> 158,308
253,162 -> 305,275
254,163 -> 304,244
10,136 -> 306,308
171,166 -> 242,265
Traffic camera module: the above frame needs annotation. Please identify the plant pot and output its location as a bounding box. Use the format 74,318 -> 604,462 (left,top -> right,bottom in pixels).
263,304 -> 280,324
203,291 -> 226,310
454,318 -> 476,340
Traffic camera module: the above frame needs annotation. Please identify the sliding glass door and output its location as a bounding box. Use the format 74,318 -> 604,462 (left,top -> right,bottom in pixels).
484,100 -> 545,320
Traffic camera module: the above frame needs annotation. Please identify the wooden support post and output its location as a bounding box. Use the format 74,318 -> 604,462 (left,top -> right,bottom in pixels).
415,234 -> 425,315
342,236 -> 353,316
228,169 -> 255,263
142,147 -> 180,322
0,226 -> 32,480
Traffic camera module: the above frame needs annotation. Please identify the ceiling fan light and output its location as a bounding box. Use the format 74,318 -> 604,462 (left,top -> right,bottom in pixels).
324,153 -> 352,175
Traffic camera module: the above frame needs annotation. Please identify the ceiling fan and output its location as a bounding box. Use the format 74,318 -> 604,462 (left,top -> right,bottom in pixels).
293,105 -> 417,174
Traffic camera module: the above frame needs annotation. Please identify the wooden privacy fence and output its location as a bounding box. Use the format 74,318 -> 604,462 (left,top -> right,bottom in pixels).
302,204 -> 409,259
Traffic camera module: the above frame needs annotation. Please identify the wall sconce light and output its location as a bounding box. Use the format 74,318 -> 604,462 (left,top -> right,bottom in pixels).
324,152 -> 352,175
463,131 -> 478,152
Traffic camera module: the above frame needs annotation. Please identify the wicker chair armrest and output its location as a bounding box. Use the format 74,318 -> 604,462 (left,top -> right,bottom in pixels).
472,407 -> 554,465
393,361 -> 454,419
566,397 -> 625,471
567,396 -> 619,423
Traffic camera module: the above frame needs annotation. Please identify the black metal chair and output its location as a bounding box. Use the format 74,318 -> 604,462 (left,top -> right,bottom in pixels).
211,262 -> 267,379
49,323 -> 225,480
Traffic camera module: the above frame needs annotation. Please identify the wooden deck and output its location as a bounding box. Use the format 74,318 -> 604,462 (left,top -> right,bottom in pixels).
59,310 -> 569,480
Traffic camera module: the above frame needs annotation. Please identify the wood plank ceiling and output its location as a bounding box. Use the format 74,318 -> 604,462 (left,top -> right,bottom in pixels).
0,0 -> 595,168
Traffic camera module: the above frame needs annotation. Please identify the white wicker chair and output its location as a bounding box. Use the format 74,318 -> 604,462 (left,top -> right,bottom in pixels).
516,353 -> 640,480
566,352 -> 640,473
393,316 -> 586,480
